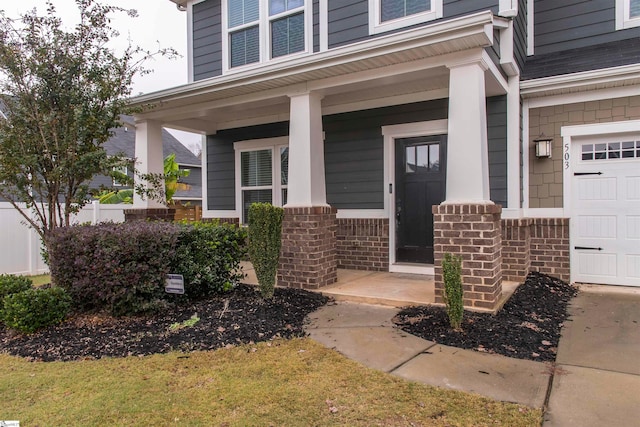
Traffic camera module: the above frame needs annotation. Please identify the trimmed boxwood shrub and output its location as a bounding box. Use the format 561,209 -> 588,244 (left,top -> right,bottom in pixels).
248,203 -> 284,299
1,287 -> 71,333
48,221 -> 180,316
0,274 -> 33,304
171,221 -> 247,300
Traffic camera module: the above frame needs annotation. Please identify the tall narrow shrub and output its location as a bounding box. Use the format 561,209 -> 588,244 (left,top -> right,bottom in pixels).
442,253 -> 464,330
248,203 -> 284,299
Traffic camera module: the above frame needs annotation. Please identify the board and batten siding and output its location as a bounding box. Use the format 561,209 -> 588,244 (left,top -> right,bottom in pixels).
193,0 -> 222,81
534,0 -> 640,55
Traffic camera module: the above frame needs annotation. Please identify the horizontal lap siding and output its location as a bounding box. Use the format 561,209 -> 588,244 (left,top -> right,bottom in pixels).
514,0 -> 528,71
193,0 -> 222,81
328,0 -> 498,48
534,0 -> 640,55
206,123 -> 289,211
324,100 -> 448,209
487,96 -> 507,208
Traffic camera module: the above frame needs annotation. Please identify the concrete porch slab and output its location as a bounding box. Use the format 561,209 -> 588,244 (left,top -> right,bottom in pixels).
543,365 -> 640,427
556,291 -> 640,375
393,344 -> 551,408
319,269 -> 436,307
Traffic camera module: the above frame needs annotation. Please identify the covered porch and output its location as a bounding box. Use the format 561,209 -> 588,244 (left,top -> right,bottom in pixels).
129,11 -> 521,312
240,261 -> 519,311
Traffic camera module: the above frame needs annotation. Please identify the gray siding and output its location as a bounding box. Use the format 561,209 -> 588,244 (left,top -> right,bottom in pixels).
313,0 -> 320,52
513,0 -> 528,71
206,123 -> 289,210
193,0 -> 222,81
323,100 -> 448,209
486,96 -> 507,208
328,0 -> 498,48
534,0 -> 640,55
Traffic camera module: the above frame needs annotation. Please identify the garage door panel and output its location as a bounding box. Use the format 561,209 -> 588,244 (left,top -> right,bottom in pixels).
628,255 -> 640,279
628,216 -> 640,239
627,176 -> 640,200
577,215 -> 617,239
577,177 -> 616,201
576,252 -> 617,277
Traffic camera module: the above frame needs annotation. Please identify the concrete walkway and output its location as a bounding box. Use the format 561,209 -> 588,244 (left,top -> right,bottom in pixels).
304,286 -> 640,425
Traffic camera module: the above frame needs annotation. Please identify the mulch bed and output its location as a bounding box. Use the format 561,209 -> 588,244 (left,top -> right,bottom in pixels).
393,272 -> 578,362
0,284 -> 328,362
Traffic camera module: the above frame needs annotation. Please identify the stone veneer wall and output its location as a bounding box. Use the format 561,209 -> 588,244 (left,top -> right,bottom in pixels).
278,206 -> 338,289
336,218 -> 389,271
433,204 -> 503,311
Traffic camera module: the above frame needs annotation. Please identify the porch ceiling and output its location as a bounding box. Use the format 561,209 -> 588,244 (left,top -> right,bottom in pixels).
131,11 -> 505,133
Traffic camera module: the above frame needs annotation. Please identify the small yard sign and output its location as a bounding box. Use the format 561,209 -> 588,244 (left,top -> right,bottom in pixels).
165,274 -> 185,294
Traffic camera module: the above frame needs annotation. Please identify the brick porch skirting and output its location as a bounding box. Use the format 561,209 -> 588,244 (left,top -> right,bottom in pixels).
278,206 -> 338,289
433,203 -> 503,311
124,208 -> 176,222
336,218 -> 389,271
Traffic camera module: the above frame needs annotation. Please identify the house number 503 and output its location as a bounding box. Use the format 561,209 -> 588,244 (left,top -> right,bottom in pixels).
564,143 -> 570,169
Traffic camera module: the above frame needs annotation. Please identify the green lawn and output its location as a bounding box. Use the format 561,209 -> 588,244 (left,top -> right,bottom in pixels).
0,338 -> 541,426
26,274 -> 51,287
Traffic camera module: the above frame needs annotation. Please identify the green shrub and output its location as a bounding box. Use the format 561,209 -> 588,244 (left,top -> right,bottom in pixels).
171,221 -> 247,299
442,253 -> 464,330
248,203 -> 284,299
0,274 -> 33,304
1,287 -> 71,333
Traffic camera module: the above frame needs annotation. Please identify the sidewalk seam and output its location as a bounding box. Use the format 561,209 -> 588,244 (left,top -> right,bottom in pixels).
388,342 -> 438,374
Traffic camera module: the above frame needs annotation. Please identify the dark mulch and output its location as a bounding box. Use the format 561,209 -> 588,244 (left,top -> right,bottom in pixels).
394,272 -> 578,362
0,284 -> 328,362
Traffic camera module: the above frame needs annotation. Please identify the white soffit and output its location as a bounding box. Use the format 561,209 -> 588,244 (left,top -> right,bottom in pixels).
521,63 -> 640,99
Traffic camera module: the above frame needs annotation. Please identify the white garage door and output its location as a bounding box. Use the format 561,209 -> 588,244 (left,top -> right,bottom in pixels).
571,139 -> 640,286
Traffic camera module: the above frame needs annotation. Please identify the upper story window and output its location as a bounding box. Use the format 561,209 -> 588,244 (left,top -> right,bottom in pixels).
616,0 -> 640,29
224,0 -> 311,71
369,0 -> 443,34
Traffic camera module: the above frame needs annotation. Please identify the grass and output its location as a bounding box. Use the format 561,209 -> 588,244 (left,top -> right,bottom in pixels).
26,274 -> 51,287
0,338 -> 541,426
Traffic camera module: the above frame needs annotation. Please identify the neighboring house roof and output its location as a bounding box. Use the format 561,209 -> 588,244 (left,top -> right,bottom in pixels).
107,116 -> 202,201
110,115 -> 201,166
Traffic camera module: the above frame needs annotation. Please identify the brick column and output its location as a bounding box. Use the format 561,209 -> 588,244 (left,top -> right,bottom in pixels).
433,204 -> 502,311
501,218 -> 532,282
278,206 -> 337,289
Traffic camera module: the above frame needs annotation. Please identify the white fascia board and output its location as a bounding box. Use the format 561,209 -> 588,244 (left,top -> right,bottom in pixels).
521,63 -> 640,98
129,11 -> 495,106
561,119 -> 640,138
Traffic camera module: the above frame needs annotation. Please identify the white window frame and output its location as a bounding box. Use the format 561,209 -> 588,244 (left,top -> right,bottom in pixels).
222,0 -> 313,73
368,0 -> 443,35
616,0 -> 640,29
112,164 -> 129,187
234,137 -> 289,223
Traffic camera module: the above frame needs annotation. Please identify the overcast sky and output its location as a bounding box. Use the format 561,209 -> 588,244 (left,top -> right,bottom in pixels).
3,0 -> 202,152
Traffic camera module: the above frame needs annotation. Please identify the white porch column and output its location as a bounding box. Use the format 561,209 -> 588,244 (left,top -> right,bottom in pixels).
445,60 -> 492,203
133,119 -> 166,208
285,91 -> 328,207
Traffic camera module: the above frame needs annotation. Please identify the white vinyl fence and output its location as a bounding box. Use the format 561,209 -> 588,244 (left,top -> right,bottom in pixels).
0,201 -> 126,275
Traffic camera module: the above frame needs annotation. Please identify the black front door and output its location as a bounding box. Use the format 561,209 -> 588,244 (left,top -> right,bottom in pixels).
395,135 -> 446,264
